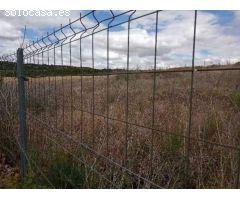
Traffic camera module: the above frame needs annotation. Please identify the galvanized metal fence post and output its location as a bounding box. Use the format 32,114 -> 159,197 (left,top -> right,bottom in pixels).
17,48 -> 28,182
185,10 -> 197,188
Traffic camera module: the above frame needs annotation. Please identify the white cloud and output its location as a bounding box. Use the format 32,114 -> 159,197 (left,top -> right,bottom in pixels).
1,10 -> 240,68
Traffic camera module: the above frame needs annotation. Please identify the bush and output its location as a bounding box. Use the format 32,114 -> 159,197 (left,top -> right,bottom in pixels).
230,91 -> 240,108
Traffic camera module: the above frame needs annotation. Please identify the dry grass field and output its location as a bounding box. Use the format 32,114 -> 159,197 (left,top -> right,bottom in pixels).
0,64 -> 240,188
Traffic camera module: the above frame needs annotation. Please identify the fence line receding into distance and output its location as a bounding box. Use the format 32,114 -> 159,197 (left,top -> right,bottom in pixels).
0,10 -> 240,189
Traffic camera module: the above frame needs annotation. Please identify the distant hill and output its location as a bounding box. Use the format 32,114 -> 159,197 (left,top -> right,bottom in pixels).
0,62 -> 111,77
0,61 -> 240,77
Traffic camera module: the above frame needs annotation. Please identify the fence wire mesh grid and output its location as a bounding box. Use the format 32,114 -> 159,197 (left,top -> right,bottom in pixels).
0,10 -> 240,188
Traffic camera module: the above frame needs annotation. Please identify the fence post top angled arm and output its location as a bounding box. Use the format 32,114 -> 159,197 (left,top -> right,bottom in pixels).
79,12 -> 87,39
69,18 -> 77,42
92,11 -> 100,34
107,10 -> 116,28
52,29 -> 62,49
60,24 -> 68,45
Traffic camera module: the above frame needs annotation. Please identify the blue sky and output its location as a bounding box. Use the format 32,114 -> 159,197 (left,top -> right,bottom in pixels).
205,10 -> 234,25
0,10 -> 240,68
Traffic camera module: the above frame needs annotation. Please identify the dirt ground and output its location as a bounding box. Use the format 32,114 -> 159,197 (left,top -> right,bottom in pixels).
0,153 -> 19,188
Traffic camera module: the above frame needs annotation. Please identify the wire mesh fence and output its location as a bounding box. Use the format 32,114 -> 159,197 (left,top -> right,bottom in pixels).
0,10 -> 240,188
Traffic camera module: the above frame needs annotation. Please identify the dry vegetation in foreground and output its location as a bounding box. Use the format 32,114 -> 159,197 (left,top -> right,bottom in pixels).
0,64 -> 240,188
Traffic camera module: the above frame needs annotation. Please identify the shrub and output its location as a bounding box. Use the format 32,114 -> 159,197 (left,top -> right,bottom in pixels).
230,91 -> 240,108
